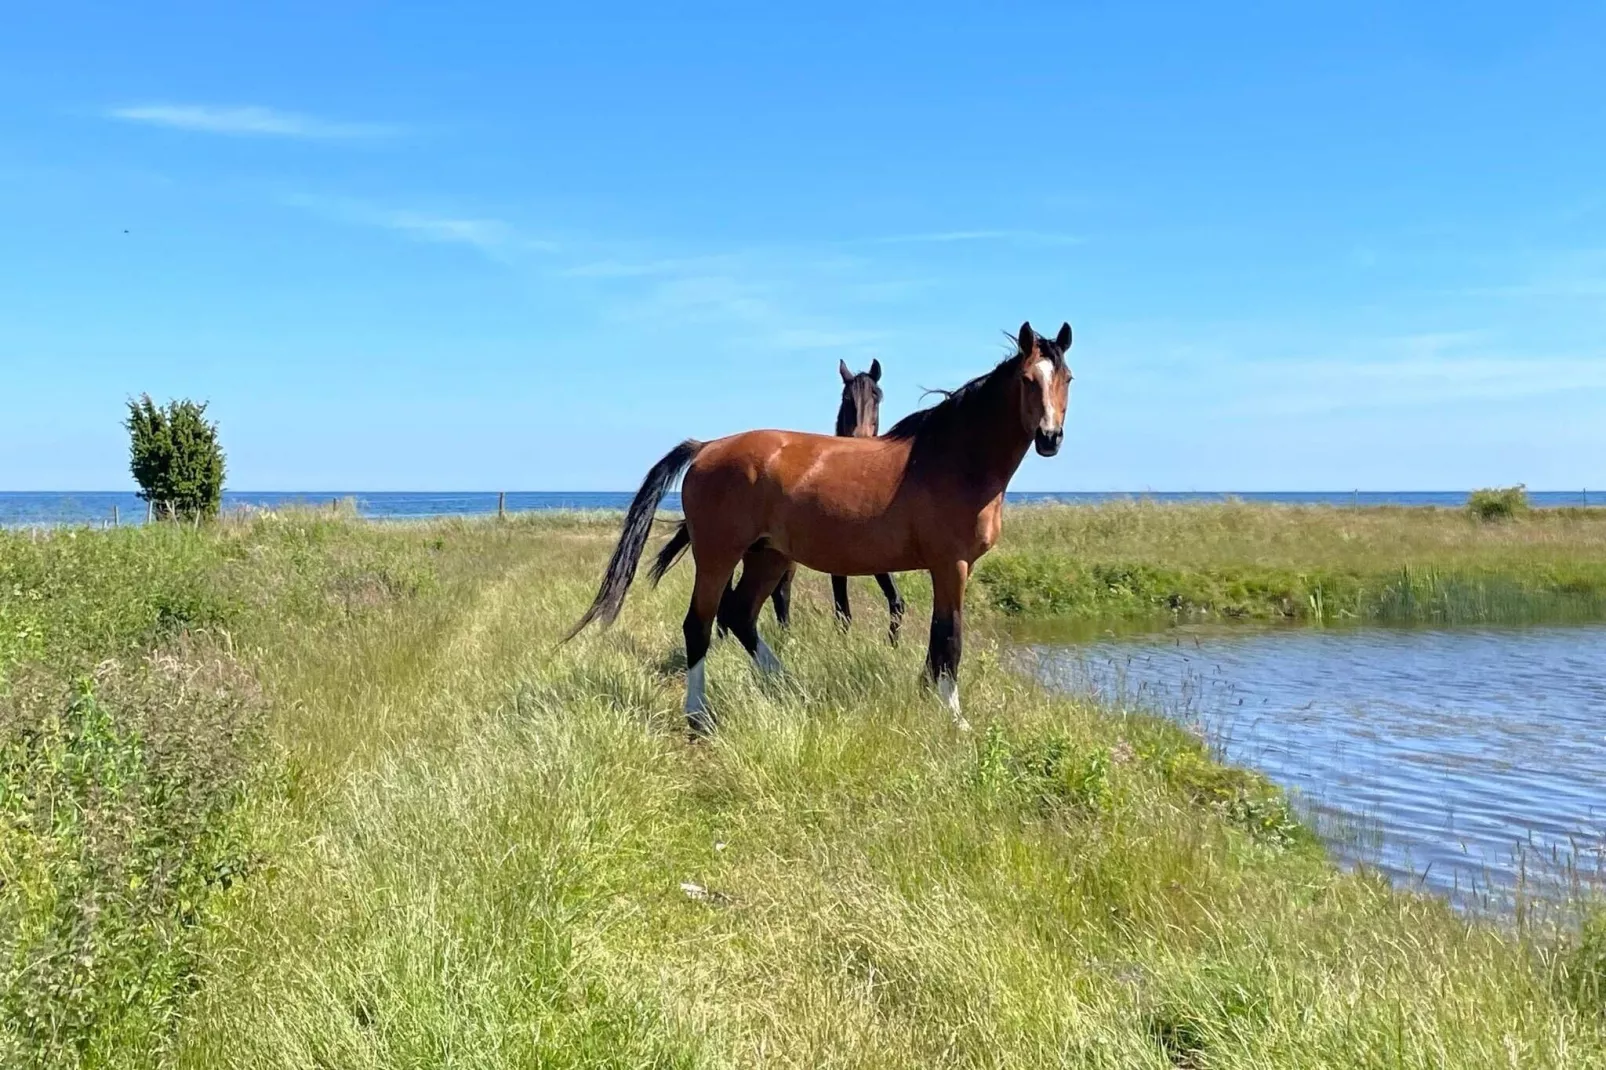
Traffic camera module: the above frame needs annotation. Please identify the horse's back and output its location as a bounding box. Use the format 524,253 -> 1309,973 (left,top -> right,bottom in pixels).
688,430 -> 903,498
682,430 -> 923,574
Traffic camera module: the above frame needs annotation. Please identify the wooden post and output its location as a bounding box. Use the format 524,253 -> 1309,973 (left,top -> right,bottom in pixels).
498,491 -> 506,520
146,500 -> 154,524
112,505 -> 119,527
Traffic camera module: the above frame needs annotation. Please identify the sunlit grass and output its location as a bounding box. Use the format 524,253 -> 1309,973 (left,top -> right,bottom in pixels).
976,500 -> 1606,624
7,507 -> 1606,1067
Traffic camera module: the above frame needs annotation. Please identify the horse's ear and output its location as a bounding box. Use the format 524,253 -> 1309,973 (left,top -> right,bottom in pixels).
1016,321 -> 1036,356
839,359 -> 853,385
1055,322 -> 1073,352
869,359 -> 882,382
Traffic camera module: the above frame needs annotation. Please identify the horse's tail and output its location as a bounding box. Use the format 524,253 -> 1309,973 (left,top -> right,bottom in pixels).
647,520 -> 691,587
565,439 -> 703,641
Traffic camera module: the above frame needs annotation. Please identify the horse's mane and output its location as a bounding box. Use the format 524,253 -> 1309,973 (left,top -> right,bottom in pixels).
881,365 -> 1008,441
883,331 -> 1064,442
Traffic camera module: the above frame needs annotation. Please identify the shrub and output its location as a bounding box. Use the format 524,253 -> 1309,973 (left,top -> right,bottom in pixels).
125,395 -> 226,522
0,652 -> 265,1062
1467,484 -> 1529,522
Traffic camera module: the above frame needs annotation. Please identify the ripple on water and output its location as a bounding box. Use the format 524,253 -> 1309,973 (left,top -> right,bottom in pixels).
1028,623 -> 1606,914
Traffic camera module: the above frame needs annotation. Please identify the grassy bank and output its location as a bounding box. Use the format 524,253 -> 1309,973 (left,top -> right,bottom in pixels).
4,508 -> 1606,1067
974,501 -> 1606,624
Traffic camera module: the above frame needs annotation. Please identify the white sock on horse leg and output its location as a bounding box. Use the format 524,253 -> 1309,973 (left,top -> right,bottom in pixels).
754,638 -> 783,674
937,674 -> 970,731
685,660 -> 708,714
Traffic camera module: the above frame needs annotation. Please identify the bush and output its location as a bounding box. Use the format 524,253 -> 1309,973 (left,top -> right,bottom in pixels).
0,652 -> 265,1062
1467,485 -> 1529,522
126,395 -> 226,522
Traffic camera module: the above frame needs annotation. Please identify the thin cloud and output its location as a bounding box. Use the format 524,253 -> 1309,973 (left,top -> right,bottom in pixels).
558,254 -> 737,279
108,103 -> 401,140
1468,279 -> 1606,299
278,193 -> 558,259
1460,248 -> 1606,300
861,229 -> 1085,247
382,211 -> 512,251
765,327 -> 890,350
1239,353 -> 1606,414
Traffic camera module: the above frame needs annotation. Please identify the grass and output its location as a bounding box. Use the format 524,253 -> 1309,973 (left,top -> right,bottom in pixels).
973,499 -> 1606,624
3,505 -> 1605,1067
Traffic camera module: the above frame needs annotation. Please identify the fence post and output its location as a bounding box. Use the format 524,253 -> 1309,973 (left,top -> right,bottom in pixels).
112,505 -> 119,527
498,491 -> 506,520
146,500 -> 154,524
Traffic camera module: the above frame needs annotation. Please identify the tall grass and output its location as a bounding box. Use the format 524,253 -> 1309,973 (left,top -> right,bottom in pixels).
6,509 -> 1606,1067
1,516 -> 433,1065
975,500 -> 1606,624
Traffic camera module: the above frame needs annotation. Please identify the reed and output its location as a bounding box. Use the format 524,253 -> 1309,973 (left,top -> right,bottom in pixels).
974,500 -> 1606,624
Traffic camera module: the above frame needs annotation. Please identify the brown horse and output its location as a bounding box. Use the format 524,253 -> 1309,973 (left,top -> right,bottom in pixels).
567,320 -> 1073,734
665,358 -> 906,641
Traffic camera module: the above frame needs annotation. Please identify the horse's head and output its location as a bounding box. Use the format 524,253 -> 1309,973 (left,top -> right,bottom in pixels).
1014,321 -> 1073,457
837,358 -> 884,438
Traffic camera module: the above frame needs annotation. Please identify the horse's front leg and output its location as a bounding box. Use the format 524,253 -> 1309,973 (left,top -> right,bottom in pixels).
924,560 -> 970,730
875,572 -> 905,645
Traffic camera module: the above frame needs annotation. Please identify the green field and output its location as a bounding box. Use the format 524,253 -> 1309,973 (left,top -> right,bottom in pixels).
975,500 -> 1606,624
5,506 -> 1606,1067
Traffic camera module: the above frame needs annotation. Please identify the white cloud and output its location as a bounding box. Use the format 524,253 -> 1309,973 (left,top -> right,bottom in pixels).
862,229 -> 1084,247
1237,349 -> 1606,414
278,193 -> 558,259
381,211 -> 512,251
558,255 -> 737,279
1461,248 -> 1606,299
765,327 -> 890,350
108,104 -> 400,140
1095,325 -> 1606,419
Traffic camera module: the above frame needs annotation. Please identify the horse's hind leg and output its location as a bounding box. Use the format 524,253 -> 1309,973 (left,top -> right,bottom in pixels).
718,545 -> 793,674
831,575 -> 852,629
875,572 -> 905,645
685,557 -> 740,735
769,565 -> 796,627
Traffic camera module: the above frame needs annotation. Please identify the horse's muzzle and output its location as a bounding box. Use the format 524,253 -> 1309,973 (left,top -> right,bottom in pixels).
1034,429 -> 1063,457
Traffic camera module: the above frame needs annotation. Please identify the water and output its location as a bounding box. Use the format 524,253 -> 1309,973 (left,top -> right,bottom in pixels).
0,491 -> 649,527
1027,623 -> 1606,913
3,489 -> 1597,528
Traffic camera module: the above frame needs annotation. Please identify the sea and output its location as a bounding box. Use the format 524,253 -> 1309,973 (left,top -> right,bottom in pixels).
0,490 -> 1596,528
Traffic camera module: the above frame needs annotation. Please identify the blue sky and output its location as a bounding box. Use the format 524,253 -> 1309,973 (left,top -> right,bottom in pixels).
2,3 -> 1603,492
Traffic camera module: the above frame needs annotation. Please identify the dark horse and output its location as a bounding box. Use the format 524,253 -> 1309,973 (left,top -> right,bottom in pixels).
566,321 -> 1073,734
661,358 -> 906,641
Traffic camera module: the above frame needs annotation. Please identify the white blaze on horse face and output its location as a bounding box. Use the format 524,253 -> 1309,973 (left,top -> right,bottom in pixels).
685,660 -> 707,715
1033,358 -> 1061,434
